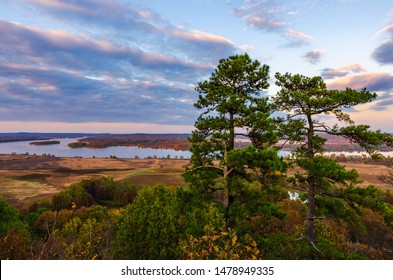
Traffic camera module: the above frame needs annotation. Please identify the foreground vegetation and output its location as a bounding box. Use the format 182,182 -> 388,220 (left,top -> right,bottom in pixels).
1,175 -> 393,260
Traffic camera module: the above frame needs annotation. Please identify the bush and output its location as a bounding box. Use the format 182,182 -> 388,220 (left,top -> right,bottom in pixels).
113,185 -> 181,259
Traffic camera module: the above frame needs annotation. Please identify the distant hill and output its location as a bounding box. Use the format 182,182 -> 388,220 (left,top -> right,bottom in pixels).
0,132 -> 109,143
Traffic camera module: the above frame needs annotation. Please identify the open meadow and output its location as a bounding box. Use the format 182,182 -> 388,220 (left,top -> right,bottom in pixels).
0,154 -> 189,209
0,153 -> 391,210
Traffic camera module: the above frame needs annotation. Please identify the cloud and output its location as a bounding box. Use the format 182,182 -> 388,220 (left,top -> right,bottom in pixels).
0,62 -> 199,124
321,63 -> 366,79
230,0 -> 313,48
231,0 -> 286,31
24,0 -> 166,29
0,18 -> 210,125
287,10 -> 300,16
0,0 -> 243,127
303,49 -> 326,64
167,28 -> 236,63
327,72 -> 393,91
284,29 -> 314,47
372,24 -> 393,65
372,41 -> 393,65
326,72 -> 393,113
0,20 -> 209,79
371,94 -> 393,111
238,44 -> 256,51
21,0 -> 236,64
241,14 -> 286,31
374,24 -> 393,37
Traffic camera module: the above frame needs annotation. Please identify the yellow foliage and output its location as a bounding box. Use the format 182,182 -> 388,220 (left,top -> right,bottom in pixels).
231,235 -> 237,246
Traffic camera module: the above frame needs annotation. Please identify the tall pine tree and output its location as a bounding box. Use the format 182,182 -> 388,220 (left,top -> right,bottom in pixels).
184,54 -> 285,227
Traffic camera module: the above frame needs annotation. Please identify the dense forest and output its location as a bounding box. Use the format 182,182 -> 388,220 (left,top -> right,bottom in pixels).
1,53 -> 393,260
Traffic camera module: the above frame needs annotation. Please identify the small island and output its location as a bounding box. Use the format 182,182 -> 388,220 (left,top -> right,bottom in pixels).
67,141 -> 90,148
29,140 -> 61,146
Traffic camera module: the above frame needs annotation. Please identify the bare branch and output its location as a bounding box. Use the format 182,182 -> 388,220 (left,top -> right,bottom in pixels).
185,165 -> 224,173
310,242 -> 324,255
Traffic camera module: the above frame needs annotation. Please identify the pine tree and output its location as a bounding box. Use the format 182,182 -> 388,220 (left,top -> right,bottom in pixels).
184,54 -> 285,227
274,72 -> 393,247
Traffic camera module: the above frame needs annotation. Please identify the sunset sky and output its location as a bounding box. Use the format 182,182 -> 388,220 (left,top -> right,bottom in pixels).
1,0 -> 392,133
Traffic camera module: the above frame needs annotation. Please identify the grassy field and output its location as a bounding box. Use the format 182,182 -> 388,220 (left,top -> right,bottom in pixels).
0,154 -> 189,209
0,154 -> 391,209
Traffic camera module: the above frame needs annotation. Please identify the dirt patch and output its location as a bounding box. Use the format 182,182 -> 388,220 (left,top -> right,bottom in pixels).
0,173 -> 63,209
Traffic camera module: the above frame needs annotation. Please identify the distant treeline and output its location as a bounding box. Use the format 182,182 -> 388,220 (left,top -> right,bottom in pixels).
68,134 -> 192,151
0,133 -> 104,143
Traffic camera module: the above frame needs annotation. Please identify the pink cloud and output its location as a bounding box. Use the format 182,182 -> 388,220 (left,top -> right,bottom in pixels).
321,63 -> 366,79
170,29 -> 234,46
326,72 -> 393,91
242,15 -> 286,31
0,20 -> 209,72
375,24 -> 393,37
285,29 -> 314,42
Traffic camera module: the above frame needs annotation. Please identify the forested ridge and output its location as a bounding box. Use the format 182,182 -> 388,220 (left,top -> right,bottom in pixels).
1,54 -> 393,260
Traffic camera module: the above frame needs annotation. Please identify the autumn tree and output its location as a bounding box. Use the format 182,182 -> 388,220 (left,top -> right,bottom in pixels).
52,184 -> 94,211
184,53 -> 285,227
273,73 -> 393,248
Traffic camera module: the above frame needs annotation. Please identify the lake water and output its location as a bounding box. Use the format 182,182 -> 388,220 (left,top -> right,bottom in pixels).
1,138 -> 392,159
0,138 -> 192,159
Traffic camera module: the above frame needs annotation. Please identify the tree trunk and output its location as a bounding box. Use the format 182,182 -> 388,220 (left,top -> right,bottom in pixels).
306,181 -> 316,244
224,111 -> 235,229
223,147 -> 234,229
306,114 -> 316,244
229,111 -> 235,151
225,192 -> 235,230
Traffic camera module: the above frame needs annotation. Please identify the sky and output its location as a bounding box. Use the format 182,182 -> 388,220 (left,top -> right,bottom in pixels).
0,0 -> 393,133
